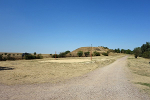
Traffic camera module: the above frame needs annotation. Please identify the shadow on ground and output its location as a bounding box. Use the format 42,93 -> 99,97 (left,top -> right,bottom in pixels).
0,66 -> 14,71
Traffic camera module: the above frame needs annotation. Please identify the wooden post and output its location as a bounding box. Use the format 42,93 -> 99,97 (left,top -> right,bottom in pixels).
91,44 -> 92,61
55,51 -> 56,60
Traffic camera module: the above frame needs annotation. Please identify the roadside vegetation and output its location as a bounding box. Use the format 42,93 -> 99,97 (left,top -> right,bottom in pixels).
127,56 -> 150,95
132,42 -> 150,59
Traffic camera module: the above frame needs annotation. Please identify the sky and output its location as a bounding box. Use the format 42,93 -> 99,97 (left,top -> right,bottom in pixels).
0,0 -> 150,54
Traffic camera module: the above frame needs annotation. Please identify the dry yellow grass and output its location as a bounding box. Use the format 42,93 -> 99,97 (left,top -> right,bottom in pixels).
127,56 -> 150,95
0,54 -> 125,85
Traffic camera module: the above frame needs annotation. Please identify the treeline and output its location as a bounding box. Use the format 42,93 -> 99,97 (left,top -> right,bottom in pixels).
52,50 -> 109,58
133,42 -> 150,58
0,52 -> 43,61
52,50 -> 70,58
23,52 -> 43,60
0,54 -> 16,61
113,48 -> 133,54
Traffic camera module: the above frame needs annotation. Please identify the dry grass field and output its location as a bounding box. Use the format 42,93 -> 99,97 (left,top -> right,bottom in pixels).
0,54 -> 125,85
127,56 -> 150,95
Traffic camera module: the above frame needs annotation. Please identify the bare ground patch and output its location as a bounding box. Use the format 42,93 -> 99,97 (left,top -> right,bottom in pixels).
0,54 -> 125,85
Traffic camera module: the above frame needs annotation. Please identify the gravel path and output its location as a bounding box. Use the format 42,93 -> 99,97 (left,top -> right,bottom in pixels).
0,56 -> 149,100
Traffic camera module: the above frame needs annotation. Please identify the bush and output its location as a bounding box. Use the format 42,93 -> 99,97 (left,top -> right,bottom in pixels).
6,54 -> 15,60
142,51 -> 150,58
34,52 -> 36,55
25,55 -> 36,60
102,52 -> 108,56
0,54 -> 3,61
59,52 -> 66,58
65,50 -> 70,54
77,51 -> 83,57
3,57 -> 7,61
84,52 -> 90,57
36,54 -> 43,59
52,54 -> 59,58
93,51 -> 100,56
133,47 -> 142,58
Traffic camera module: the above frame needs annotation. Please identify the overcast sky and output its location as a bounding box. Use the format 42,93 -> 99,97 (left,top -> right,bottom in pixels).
0,0 -> 150,54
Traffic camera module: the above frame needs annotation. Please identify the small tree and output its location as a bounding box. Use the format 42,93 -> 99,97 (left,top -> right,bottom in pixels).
133,47 -> 142,58
0,54 -> 3,61
93,51 -> 100,56
65,50 -> 70,54
142,51 -> 150,58
84,52 -> 90,57
5,53 -> 7,55
77,51 -> 83,57
52,54 -> 58,58
36,54 -> 43,59
34,52 -> 36,55
102,52 -> 108,56
59,52 -> 66,58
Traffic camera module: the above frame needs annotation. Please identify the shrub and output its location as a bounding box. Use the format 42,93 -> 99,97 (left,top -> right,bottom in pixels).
50,54 -> 52,55
103,47 -> 109,49
7,54 -> 16,60
5,53 -> 7,55
25,55 -> 36,60
34,52 -> 36,55
133,47 -> 142,58
65,50 -> 70,54
102,52 -> 108,56
77,51 -> 83,57
36,54 -> 43,59
3,57 -> 7,61
52,54 -> 59,58
142,51 -> 150,58
84,52 -> 90,57
59,52 -> 66,58
0,54 -> 3,61
93,51 -> 100,56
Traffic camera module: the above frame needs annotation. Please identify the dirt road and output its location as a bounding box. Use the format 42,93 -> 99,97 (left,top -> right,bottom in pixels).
0,56 -> 149,100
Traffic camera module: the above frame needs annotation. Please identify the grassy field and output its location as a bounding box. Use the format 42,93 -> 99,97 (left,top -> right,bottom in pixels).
0,54 -> 124,85
127,56 -> 150,95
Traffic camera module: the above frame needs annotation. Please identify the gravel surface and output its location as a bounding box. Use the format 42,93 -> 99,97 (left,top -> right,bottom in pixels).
0,56 -> 149,100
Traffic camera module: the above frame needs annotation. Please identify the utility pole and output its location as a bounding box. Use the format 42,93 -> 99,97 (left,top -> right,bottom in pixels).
91,44 -> 92,61
55,51 -> 56,60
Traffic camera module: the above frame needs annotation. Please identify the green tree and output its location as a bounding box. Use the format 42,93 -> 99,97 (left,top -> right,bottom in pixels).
0,54 -> 3,61
142,51 -> 150,58
133,47 -> 142,58
59,52 -> 66,58
34,52 -> 36,55
141,42 -> 150,54
65,50 -> 70,54
84,52 -> 90,57
93,51 -> 100,56
77,51 -> 83,57
117,48 -> 120,53
126,49 -> 132,54
52,54 -> 58,58
121,49 -> 125,53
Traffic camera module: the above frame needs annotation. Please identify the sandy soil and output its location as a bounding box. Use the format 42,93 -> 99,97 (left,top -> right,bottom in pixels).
0,56 -> 149,100
0,55 -> 124,85
40,59 -> 91,63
